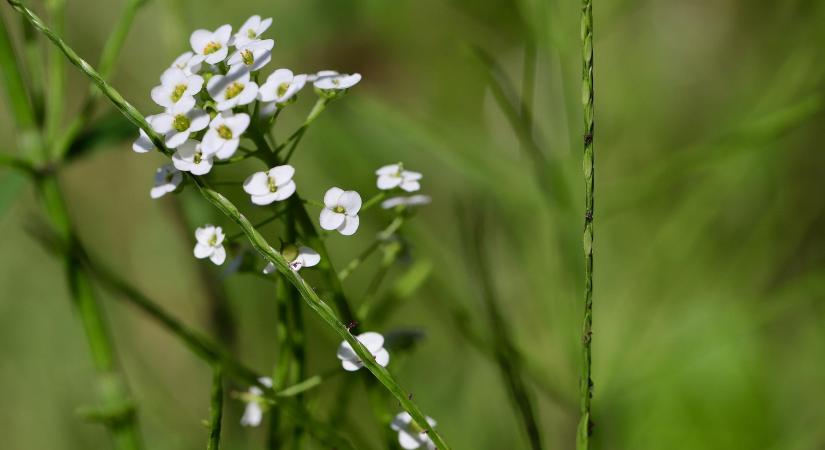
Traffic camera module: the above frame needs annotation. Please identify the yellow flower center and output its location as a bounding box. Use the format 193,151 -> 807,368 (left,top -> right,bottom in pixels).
171,84 -> 187,102
267,176 -> 278,193
241,49 -> 254,66
203,41 -> 221,55
194,151 -> 202,164
247,29 -> 257,39
224,82 -> 244,99
208,233 -> 218,246
217,125 -> 233,140
277,82 -> 290,97
333,205 -> 345,214
173,114 -> 191,132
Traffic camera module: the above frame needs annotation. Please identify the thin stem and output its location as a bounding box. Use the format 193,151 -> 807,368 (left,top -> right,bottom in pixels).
279,97 -> 330,162
360,191 -> 388,212
44,0 -> 65,148
206,365 -> 224,450
227,208 -> 286,241
0,14 -> 36,129
577,0 -> 595,448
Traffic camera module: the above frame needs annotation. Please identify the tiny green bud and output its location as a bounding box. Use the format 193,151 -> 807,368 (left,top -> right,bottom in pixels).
281,244 -> 299,262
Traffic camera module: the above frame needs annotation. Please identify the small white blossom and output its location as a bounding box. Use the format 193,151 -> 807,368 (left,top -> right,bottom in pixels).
150,67 -> 204,109
381,195 -> 432,209
390,412 -> 437,450
150,164 -> 182,199
376,163 -> 422,192
170,51 -> 202,75
242,164 -> 296,205
232,15 -> 273,47
240,377 -> 272,427
207,66 -> 259,111
202,112 -> 250,160
194,224 -> 226,265
319,187 -> 361,236
172,140 -> 214,175
336,332 -> 389,372
258,69 -> 307,105
262,245 -> 320,274
227,39 -> 274,72
312,70 -> 361,90
151,99 -> 210,148
132,114 -> 160,153
190,24 -> 232,65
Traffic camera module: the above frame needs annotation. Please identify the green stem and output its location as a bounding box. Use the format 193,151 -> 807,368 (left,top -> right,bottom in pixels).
577,0 -> 595,448
0,13 -> 36,129
280,97 -> 330,162
206,365 -> 224,450
360,191 -> 388,212
44,0 -> 65,148
338,215 -> 405,281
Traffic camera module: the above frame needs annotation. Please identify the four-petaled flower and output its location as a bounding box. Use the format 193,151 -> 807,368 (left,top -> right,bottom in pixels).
262,244 -> 321,274
228,39 -> 274,72
320,187 -> 361,236
172,140 -> 214,175
150,164 -> 182,199
376,163 -> 422,192
240,377 -> 272,427
190,24 -> 232,65
336,331 -> 389,371
207,66 -> 259,111
258,69 -> 306,106
242,164 -> 296,205
381,194 -> 432,209
232,15 -> 273,48
312,70 -> 362,91
390,412 -> 437,450
150,67 -> 204,109
202,112 -> 250,160
194,224 -> 227,265
151,98 -> 210,148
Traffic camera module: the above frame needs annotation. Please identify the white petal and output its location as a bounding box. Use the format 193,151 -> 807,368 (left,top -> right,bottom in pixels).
262,262 -> 276,274
160,67 -> 186,86
258,17 -> 273,34
150,186 -> 169,199
171,95 -> 196,113
152,114 -> 174,133
165,130 -> 190,149
341,359 -> 362,372
190,29 -> 213,54
400,180 -> 421,192
268,165 -> 294,185
391,412 -> 413,431
339,191 -> 362,214
214,24 -> 232,44
240,403 -> 263,427
402,170 -> 423,181
243,171 -> 270,195
210,246 -> 226,265
190,156 -> 213,175
150,85 -> 172,108
336,341 -> 357,361
227,113 -> 250,133
194,242 -> 212,259
297,247 -> 320,267
376,164 -> 400,175
374,348 -> 390,368
236,82 -> 259,105
201,130 -> 222,154
185,75 -> 204,96
204,46 -> 228,65
377,174 -> 402,190
398,430 -> 424,449
132,130 -> 153,153
250,192 -> 278,206
214,139 -> 239,160
319,209 -> 345,231
337,215 -> 359,236
195,225 -> 214,242
188,109 -> 210,131
323,187 -> 344,207
358,332 -> 385,352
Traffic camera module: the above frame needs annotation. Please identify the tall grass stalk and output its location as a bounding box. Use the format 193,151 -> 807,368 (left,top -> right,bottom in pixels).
6,2 -> 451,447
206,365 -> 224,450
577,0 -> 595,448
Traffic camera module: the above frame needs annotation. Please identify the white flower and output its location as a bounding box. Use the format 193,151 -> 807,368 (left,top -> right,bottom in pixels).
207,66 -> 259,111
151,99 -> 210,148
381,195 -> 432,209
170,51 -> 202,75
242,164 -> 296,205
258,69 -> 307,105
262,245 -> 320,274
194,224 -> 226,265
319,187 -> 361,236
312,70 -> 361,90
172,140 -> 214,175
376,163 -> 422,192
150,67 -> 204,109
390,412 -> 437,450
202,112 -> 250,160
240,377 -> 272,427
190,24 -> 232,65
227,39 -> 274,72
232,15 -> 273,47
150,164 -> 182,199
336,331 -> 389,372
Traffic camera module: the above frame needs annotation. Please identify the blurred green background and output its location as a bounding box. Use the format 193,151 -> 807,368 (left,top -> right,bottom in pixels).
2,0 -> 825,449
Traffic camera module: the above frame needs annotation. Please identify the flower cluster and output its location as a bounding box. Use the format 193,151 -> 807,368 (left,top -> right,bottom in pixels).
134,14 -> 435,434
